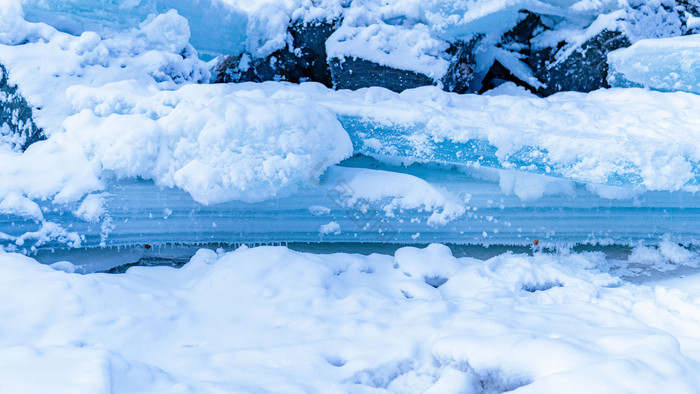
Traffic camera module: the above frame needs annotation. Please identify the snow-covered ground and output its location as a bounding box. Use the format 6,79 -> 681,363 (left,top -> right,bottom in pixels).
2,244 -> 700,393
2,1 -> 700,392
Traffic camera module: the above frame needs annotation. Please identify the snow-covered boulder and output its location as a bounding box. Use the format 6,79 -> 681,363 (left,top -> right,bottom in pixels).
214,20 -> 337,87
532,29 -> 631,95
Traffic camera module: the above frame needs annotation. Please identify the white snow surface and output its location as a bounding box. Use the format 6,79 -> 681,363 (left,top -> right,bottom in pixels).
2,244 -> 700,392
608,33 -> 700,94
327,21 -> 451,80
325,166 -> 466,226
0,8 -> 352,205
65,83 -> 353,204
19,0 -> 249,56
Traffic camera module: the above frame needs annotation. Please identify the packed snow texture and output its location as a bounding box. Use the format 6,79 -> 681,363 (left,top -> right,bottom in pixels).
0,7 -> 351,205
2,244 -> 700,392
325,166 -> 466,226
608,33 -> 700,94
326,18 -> 451,80
65,83 -> 352,204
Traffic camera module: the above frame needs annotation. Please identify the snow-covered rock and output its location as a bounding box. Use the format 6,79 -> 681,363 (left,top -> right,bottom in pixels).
0,63 -> 43,151
214,20 -> 337,87
13,0 -> 700,95
532,29 -> 631,95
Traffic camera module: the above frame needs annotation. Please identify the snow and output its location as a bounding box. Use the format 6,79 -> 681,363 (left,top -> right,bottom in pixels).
73,193 -> 106,223
0,8 -> 209,136
1,3 -> 699,249
0,10 -> 351,206
65,83 -> 353,204
327,21 -> 450,80
608,33 -> 700,94
1,2 -> 700,391
324,166 -> 465,226
498,170 -> 575,201
19,0 -> 248,57
14,0 -> 692,86
308,205 -> 332,216
319,220 -> 341,235
221,83 -> 700,192
2,245 -> 700,392
1,3 -> 697,212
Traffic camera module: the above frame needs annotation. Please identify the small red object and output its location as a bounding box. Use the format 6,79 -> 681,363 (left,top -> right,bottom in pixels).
144,244 -> 152,250
533,239 -> 539,246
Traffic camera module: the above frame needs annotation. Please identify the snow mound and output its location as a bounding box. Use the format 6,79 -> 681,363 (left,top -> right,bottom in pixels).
65,83 -> 352,204
327,21 -> 450,80
325,166 -> 465,226
0,8 -> 209,136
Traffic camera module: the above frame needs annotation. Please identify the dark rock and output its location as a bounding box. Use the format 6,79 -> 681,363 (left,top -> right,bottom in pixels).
502,11 -> 548,50
531,29 -> 631,96
479,60 -> 535,94
329,57 -> 435,92
480,11 -> 548,93
289,21 -> 335,86
678,0 -> 700,16
678,0 -> 700,33
214,49 -> 306,84
442,39 -> 479,94
214,20 -> 336,87
0,64 -> 44,151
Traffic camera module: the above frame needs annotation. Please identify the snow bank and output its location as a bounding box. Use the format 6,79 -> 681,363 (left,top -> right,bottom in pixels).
18,0 -> 344,58
17,0 -> 686,81
1,3 -> 699,248
2,245 -> 700,392
0,8 -> 351,206
0,8 -> 208,135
